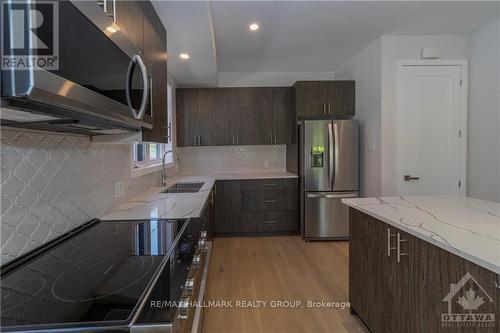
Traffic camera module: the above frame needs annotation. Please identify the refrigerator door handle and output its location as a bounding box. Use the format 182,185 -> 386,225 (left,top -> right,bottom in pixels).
307,193 -> 358,199
328,122 -> 334,188
333,122 -> 339,189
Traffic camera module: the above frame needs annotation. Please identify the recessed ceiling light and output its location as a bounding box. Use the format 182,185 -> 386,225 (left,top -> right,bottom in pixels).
106,26 -> 117,33
249,23 -> 260,31
179,53 -> 190,60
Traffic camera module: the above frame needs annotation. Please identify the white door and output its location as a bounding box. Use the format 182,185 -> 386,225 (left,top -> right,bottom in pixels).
396,64 -> 466,196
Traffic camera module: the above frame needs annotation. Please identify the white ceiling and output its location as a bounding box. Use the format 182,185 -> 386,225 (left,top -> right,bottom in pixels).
153,1 -> 500,87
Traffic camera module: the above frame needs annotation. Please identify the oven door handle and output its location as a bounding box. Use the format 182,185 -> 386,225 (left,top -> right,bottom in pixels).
126,54 -> 149,120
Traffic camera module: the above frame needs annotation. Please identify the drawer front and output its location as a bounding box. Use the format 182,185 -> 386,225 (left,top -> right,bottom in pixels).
256,212 -> 282,233
243,211 -> 298,233
281,178 -> 298,191
281,210 -> 298,232
241,179 -> 284,191
242,190 -> 282,211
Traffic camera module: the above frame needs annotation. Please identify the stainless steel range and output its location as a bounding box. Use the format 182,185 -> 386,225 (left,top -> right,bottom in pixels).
0,218 -> 211,333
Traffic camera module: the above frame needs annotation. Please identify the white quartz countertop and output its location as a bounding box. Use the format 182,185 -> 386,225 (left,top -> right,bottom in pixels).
342,196 -> 500,274
100,171 -> 297,221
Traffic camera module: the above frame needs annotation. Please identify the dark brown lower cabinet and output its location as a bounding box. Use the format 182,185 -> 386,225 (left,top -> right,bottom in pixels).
215,179 -> 298,235
349,209 -> 498,333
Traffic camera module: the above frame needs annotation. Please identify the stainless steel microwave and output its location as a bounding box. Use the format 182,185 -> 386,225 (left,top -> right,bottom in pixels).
0,0 -> 153,135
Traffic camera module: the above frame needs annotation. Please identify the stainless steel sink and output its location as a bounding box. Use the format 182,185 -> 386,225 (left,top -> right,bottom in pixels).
160,182 -> 204,194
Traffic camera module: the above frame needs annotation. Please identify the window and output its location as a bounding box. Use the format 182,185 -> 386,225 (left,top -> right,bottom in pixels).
131,82 -> 174,174
132,143 -> 165,168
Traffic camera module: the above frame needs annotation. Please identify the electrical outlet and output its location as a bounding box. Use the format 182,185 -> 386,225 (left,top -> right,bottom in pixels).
264,160 -> 270,169
368,141 -> 376,152
114,181 -> 125,198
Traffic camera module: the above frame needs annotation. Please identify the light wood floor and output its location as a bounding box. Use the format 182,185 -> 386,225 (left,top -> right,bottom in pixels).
202,236 -> 368,333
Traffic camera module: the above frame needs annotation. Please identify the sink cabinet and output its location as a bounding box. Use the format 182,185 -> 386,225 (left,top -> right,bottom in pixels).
349,208 -> 498,333
214,179 -> 298,235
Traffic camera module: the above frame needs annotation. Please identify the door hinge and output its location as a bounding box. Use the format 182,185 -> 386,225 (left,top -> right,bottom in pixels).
458,130 -> 462,138
459,180 -> 462,188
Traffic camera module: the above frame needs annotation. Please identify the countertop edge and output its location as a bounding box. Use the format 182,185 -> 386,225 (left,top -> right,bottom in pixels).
101,172 -> 298,221
342,200 -> 500,275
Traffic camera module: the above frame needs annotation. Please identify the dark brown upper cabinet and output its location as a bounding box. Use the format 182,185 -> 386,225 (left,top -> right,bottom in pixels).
176,87 -> 292,147
293,80 -> 355,117
115,0 -> 168,143
114,1 -> 144,53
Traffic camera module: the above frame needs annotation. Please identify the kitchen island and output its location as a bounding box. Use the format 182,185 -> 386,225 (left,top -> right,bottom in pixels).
342,196 -> 500,333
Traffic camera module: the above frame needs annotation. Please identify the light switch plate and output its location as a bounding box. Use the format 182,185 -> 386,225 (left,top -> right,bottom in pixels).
114,180 -> 125,198
264,160 -> 270,169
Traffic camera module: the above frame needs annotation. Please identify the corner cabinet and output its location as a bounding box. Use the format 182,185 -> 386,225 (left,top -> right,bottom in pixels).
115,0 -> 169,143
176,87 -> 292,147
293,81 -> 355,117
349,209 -> 498,333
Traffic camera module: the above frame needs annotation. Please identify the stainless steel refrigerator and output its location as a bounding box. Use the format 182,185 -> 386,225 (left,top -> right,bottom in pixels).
299,119 -> 359,240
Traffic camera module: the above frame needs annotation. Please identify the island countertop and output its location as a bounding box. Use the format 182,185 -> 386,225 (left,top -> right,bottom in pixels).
100,171 -> 297,221
342,196 -> 500,274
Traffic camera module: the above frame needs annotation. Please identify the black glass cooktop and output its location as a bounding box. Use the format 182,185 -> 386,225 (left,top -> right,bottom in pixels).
0,219 -> 185,330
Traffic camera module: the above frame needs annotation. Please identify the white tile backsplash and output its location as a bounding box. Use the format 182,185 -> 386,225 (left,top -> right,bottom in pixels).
178,145 -> 286,174
0,129 -> 162,265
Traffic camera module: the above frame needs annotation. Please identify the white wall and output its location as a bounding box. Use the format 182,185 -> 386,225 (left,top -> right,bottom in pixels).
380,35 -> 469,196
335,38 -> 383,197
218,71 -> 335,87
467,20 -> 500,202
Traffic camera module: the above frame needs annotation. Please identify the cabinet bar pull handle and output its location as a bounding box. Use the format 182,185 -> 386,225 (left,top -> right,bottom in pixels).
237,134 -> 239,144
264,220 -> 277,224
397,233 -> 408,263
387,228 -> 396,257
274,133 -> 277,144
264,199 -> 276,203
328,103 -> 332,114
323,103 -> 327,115
264,183 -> 277,187
270,133 -> 273,144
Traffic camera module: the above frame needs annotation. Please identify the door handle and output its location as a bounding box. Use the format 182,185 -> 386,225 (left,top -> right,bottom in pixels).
125,54 -> 149,120
387,228 -> 396,257
404,175 -> 420,181
328,123 -> 334,187
333,122 -> 339,189
397,233 -> 408,263
306,193 -> 358,199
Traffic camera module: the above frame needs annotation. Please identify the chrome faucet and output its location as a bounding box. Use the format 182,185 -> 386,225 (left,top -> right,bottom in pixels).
161,149 -> 176,186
